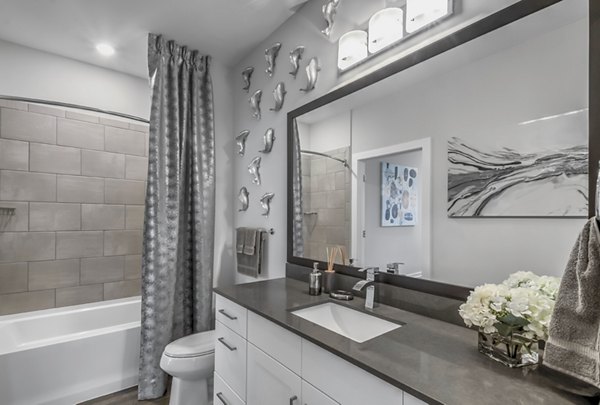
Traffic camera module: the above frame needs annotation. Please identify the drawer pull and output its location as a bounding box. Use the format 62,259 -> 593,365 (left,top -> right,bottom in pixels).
290,395 -> 298,405
218,337 -> 237,351
216,392 -> 229,405
219,309 -> 238,320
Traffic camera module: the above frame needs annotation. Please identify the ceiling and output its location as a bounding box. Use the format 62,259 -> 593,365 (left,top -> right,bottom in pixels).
0,0 -> 308,78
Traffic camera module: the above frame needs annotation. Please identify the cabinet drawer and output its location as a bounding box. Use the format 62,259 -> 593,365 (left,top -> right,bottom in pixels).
215,320 -> 247,400
302,339 -> 403,405
247,311 -> 302,375
302,380 -> 339,405
214,371 -> 245,405
216,294 -> 248,338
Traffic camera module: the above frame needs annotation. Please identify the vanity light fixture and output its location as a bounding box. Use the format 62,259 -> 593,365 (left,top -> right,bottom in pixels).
405,0 -> 450,34
368,8 -> 404,54
95,43 -> 115,56
337,30 -> 368,71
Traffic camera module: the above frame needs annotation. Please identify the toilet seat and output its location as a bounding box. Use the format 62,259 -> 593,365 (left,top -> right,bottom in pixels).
164,330 -> 215,358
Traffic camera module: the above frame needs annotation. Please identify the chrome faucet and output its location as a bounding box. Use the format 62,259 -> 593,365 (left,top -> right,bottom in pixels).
352,267 -> 379,309
384,262 -> 404,275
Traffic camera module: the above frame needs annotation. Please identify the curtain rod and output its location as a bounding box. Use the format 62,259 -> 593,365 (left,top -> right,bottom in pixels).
300,149 -> 349,168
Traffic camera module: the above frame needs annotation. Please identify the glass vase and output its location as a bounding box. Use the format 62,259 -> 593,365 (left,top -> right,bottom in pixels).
477,331 -> 541,368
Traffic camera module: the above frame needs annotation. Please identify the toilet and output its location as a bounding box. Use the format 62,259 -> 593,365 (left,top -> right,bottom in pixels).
160,330 -> 215,405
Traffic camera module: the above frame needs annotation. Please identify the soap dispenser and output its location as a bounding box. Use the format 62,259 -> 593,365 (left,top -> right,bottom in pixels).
309,262 -> 322,296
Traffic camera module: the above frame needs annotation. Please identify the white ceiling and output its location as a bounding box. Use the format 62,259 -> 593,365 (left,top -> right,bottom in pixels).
0,0 -> 308,78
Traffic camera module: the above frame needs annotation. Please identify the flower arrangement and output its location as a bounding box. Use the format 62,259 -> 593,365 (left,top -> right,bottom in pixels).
459,271 -> 561,367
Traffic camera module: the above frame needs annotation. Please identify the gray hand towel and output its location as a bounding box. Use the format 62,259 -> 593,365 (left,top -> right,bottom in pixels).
237,228 -> 266,278
544,217 -> 600,390
244,228 -> 257,256
236,227 -> 245,254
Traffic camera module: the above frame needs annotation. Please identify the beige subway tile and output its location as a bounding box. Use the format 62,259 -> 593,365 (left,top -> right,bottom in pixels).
81,204 -> 124,230
57,118 -> 104,151
28,259 -> 79,290
0,263 -> 28,294
105,126 -> 146,156
0,139 -> 29,171
105,179 -> 145,204
30,202 -> 81,231
104,279 -> 140,300
129,122 -> 149,132
30,143 -> 81,175
0,290 -> 55,315
125,155 -> 148,180
0,108 -> 56,144
0,232 -> 55,263
0,170 -> 56,201
65,111 -> 99,123
56,231 -> 103,259
57,175 -> 104,203
327,190 -> 345,209
0,99 -> 28,111
28,104 -> 66,117
0,202 -> 28,231
124,255 -> 142,280
335,171 -> 345,190
100,117 -> 130,129
56,284 -> 104,307
81,256 -> 124,284
104,230 -> 142,256
125,205 -> 145,230
326,226 -> 346,245
81,150 -> 124,178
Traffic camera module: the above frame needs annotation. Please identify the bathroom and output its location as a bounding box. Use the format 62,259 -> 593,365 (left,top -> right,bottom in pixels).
0,0 -> 599,404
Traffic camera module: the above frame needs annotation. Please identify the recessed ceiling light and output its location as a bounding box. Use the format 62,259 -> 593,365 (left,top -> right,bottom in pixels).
96,43 -> 115,56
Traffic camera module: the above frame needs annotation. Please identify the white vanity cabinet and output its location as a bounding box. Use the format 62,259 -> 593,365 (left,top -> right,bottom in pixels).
246,343 -> 302,405
214,293 -> 422,405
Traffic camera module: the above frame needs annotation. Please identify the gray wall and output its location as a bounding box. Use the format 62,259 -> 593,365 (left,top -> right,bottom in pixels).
0,101 -> 148,315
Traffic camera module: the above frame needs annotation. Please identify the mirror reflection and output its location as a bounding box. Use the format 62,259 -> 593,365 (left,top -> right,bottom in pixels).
291,0 -> 589,287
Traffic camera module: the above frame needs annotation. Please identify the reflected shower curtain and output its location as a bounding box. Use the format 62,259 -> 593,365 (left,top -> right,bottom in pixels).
138,34 -> 215,400
292,118 -> 304,256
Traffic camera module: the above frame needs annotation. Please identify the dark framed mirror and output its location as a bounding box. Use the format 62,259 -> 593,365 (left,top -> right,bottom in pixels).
287,0 -> 598,295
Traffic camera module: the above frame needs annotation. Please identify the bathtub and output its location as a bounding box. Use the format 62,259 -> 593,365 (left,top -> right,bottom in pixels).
0,297 -> 141,405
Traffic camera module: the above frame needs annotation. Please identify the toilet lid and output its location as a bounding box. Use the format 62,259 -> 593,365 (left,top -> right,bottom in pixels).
164,330 -> 215,358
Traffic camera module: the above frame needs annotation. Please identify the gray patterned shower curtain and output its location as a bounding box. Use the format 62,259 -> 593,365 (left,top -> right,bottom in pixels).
292,118 -> 304,257
138,34 -> 215,400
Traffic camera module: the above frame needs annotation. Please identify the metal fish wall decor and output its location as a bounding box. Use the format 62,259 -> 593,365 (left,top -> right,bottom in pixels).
270,82 -> 286,112
265,42 -> 282,77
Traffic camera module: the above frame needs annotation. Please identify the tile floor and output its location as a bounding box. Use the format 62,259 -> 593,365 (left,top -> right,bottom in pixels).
78,387 -> 169,405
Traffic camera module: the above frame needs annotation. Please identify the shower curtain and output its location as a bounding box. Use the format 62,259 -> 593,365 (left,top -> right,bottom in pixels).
138,34 -> 216,400
292,118 -> 304,257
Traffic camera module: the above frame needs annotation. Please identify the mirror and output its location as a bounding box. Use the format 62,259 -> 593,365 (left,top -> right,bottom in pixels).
289,0 -> 592,287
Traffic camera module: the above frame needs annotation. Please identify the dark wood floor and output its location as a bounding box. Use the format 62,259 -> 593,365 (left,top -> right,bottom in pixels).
78,387 -> 169,405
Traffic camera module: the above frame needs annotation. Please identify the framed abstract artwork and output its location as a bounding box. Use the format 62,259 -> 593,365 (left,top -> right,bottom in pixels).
381,162 -> 418,226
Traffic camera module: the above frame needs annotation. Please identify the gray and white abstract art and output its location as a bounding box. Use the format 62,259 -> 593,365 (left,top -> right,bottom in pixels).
447,137 -> 588,217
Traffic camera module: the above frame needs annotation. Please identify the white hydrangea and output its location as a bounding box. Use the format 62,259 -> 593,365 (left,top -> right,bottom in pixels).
459,272 -> 560,341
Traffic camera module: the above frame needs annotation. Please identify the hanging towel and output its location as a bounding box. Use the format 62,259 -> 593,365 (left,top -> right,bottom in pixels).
244,228 -> 257,256
237,228 -> 266,278
544,217 -> 600,390
236,227 -> 245,254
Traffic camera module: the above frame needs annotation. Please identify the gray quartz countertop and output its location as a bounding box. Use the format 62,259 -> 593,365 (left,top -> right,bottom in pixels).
214,278 -> 597,405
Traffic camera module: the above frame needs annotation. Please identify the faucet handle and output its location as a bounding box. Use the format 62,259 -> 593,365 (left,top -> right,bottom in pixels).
358,266 -> 379,274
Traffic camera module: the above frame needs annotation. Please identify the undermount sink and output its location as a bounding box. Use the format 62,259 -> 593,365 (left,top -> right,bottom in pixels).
291,302 -> 401,343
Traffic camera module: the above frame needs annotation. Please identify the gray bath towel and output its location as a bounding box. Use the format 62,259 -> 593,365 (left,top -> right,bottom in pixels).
236,227 -> 245,254
237,228 -> 266,278
544,217 -> 600,389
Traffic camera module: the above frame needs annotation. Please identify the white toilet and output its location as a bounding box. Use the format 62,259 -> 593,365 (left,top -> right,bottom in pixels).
160,330 -> 215,405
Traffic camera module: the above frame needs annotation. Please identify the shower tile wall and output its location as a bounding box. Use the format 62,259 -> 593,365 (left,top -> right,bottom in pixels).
302,147 -> 351,262
0,100 -> 148,315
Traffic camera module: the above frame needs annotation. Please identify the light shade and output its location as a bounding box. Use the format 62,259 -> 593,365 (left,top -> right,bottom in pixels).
338,30 -> 368,71
368,8 -> 404,54
405,0 -> 450,34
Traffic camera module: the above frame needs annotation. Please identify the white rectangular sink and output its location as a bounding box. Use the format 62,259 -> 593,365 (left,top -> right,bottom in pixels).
291,302 -> 401,343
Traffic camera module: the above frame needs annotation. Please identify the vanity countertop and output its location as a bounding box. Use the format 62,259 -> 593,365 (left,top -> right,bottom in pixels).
214,277 -> 597,405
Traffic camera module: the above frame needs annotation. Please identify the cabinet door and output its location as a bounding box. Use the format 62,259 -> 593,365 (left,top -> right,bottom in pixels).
247,343 -> 301,405
404,392 -> 428,405
301,380 -> 339,405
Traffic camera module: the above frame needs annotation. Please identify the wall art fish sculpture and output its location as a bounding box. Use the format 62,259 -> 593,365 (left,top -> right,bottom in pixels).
300,57 -> 320,92
259,128 -> 276,154
269,82 -> 287,112
248,156 -> 262,185
289,46 -> 305,78
238,187 -> 250,211
265,42 -> 282,77
241,66 -> 254,92
249,89 -> 262,120
260,192 -> 275,217
236,130 -> 250,156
